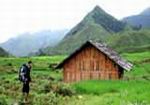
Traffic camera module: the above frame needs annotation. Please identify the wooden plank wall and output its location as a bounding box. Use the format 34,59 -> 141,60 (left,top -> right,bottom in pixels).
63,45 -> 121,83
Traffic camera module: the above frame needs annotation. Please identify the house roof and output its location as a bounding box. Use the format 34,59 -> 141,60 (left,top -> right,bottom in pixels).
56,40 -> 133,71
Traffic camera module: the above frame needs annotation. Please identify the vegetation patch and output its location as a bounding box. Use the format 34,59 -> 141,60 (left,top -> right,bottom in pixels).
0,52 -> 150,105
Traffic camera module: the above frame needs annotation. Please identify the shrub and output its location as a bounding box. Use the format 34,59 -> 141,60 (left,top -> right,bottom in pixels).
0,86 -> 5,94
43,83 -> 52,93
32,92 -> 62,105
56,83 -> 75,96
48,76 -> 55,81
7,63 -> 12,66
0,96 -> 8,105
122,100 -> 149,105
43,81 -> 75,96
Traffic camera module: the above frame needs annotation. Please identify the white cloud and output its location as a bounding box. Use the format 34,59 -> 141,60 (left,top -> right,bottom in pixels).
0,0 -> 150,43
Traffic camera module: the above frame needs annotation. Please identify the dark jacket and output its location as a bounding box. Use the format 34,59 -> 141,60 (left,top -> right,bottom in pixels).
22,64 -> 31,82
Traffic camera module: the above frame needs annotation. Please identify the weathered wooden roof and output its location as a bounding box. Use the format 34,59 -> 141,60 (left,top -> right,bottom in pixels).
56,40 -> 133,71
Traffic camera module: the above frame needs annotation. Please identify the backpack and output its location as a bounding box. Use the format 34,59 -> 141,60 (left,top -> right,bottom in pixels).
18,64 -> 27,82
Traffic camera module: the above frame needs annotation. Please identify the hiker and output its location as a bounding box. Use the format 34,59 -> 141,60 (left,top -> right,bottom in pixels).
19,61 -> 32,102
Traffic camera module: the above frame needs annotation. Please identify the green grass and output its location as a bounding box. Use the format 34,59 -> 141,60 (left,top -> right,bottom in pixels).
122,51 -> 150,80
122,51 -> 150,62
0,55 -> 66,105
0,52 -> 150,105
71,80 -> 150,105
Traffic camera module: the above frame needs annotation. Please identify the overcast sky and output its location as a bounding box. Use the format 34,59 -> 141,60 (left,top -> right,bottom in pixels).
0,0 -> 150,43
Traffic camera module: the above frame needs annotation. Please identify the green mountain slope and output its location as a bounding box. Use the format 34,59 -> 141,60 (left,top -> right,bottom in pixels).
107,30 -> 150,53
0,47 -> 9,57
43,6 -> 127,55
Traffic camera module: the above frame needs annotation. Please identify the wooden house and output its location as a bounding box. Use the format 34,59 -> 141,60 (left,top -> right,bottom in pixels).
56,41 -> 133,83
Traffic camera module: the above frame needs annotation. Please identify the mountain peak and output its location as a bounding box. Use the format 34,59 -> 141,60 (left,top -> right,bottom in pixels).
85,5 -> 126,32
64,5 -> 126,39
43,5 -> 129,55
90,5 -> 106,15
93,5 -> 103,11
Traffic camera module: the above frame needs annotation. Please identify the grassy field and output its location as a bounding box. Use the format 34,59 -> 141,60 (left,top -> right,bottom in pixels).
0,52 -> 150,105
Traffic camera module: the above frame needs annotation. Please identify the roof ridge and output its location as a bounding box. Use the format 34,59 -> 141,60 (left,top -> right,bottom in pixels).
56,40 -> 133,71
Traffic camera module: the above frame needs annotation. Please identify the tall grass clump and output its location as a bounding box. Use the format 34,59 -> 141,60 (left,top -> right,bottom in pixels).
73,80 -> 150,96
0,95 -> 8,105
